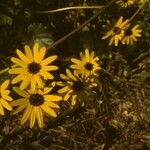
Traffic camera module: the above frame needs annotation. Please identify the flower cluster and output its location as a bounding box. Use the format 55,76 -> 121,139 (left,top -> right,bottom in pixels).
102,16 -> 142,46
116,0 -> 148,8
0,43 -> 100,128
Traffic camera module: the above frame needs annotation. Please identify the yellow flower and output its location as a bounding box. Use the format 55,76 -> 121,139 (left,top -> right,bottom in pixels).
0,80 -> 13,115
9,43 -> 58,91
122,24 -> 142,45
102,16 -> 129,46
11,84 -> 62,128
116,0 -> 135,8
58,69 -> 97,106
70,49 -> 100,77
136,0 -> 148,5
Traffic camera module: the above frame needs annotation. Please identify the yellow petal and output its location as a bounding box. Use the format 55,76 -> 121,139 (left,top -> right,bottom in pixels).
66,69 -> 77,81
25,45 -> 33,61
38,47 -> 46,62
42,66 -> 58,71
11,98 -> 28,107
9,68 -> 27,74
41,55 -> 57,67
85,49 -> 90,61
30,76 -> 37,91
64,91 -> 72,101
60,74 -> 69,80
0,99 -> 12,111
41,104 -> 57,117
12,74 -> 23,84
44,95 -> 62,102
0,103 -> 4,115
71,58 -> 82,66
12,105 -> 27,115
1,80 -> 10,90
16,49 -> 30,63
34,75 -> 43,88
39,71 -> 54,80
116,16 -> 123,27
11,57 -> 27,67
45,101 -> 60,108
29,108 -> 36,128
20,76 -> 31,90
35,107 -> 43,128
13,87 -> 29,98
33,43 -> 39,63
21,105 -> 32,125
71,95 -> 77,106
2,95 -> 13,101
58,86 -> 70,93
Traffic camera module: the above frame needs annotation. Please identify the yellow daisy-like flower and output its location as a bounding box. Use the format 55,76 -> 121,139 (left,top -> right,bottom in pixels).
0,80 -> 13,115
122,24 -> 142,45
116,0 -> 135,8
9,43 -> 58,91
58,69 -> 97,106
102,16 -> 129,46
70,49 -> 100,77
11,84 -> 62,128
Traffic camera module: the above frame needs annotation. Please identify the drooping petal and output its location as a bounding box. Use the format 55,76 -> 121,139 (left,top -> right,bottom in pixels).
13,87 -> 29,98
41,104 -> 57,117
35,107 -> 43,128
21,104 -> 32,125
0,103 -> 4,115
0,99 -> 12,111
29,108 -> 36,128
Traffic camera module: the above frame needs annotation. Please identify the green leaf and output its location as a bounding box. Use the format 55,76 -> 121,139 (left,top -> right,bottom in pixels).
25,23 -> 54,47
0,14 -> 13,25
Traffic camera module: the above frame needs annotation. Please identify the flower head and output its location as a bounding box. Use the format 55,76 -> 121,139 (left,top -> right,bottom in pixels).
0,80 -> 13,115
122,24 -> 142,45
70,49 -> 100,77
58,69 -> 97,106
102,16 -> 129,46
116,0 -> 135,8
11,84 -> 62,128
9,43 -> 58,91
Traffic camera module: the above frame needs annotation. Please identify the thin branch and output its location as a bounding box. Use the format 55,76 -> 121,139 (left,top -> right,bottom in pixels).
35,6 -> 104,14
46,0 -> 117,51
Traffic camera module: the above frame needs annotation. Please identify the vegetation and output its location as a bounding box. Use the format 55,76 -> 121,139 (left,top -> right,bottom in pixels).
0,0 -> 150,149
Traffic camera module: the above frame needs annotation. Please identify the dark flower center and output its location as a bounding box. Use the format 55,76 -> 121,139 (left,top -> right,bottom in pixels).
123,0 -> 128,2
84,63 -> 93,71
124,28 -> 132,36
29,94 -> 44,106
113,27 -> 121,34
72,81 -> 84,91
28,62 -> 41,74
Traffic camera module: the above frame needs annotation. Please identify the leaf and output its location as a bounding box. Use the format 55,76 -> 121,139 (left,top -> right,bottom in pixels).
0,14 -> 13,25
25,23 -> 54,47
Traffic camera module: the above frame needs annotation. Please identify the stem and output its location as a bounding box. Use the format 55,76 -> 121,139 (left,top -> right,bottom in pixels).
129,2 -> 147,22
46,0 -> 116,51
35,6 -> 104,14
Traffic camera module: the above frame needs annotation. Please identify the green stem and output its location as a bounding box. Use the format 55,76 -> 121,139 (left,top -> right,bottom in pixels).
46,0 -> 116,51
129,2 -> 147,22
35,6 -> 104,14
